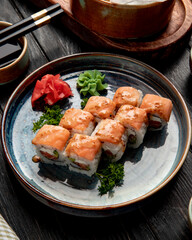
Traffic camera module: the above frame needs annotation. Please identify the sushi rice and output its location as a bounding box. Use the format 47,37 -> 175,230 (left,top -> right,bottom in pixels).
126,123 -> 147,148
32,125 -> 70,165
66,150 -> 102,177
91,119 -> 128,162
64,134 -> 102,177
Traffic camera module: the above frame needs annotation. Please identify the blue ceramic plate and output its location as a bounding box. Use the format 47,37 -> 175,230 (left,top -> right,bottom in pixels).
1,53 -> 191,217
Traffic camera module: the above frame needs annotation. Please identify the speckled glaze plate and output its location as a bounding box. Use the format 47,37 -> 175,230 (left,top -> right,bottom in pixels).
1,53 -> 191,217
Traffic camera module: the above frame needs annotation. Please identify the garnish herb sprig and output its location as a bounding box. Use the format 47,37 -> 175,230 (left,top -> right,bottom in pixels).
32,105 -> 63,132
80,98 -> 89,109
96,162 -> 124,195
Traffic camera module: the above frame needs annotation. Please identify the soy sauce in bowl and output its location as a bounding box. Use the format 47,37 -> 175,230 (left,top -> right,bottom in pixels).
0,21 -> 29,85
0,40 -> 22,68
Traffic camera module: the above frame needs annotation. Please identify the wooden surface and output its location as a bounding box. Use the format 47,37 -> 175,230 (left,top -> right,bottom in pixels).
32,0 -> 192,61
1,0 -> 192,239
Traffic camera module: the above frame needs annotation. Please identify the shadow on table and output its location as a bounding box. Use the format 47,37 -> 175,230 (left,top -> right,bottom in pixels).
3,151 -> 192,239
38,163 -> 98,190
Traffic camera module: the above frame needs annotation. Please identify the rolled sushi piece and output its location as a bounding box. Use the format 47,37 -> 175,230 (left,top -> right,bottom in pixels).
140,94 -> 173,131
92,119 -> 128,162
64,134 -> 102,176
59,108 -> 95,136
83,96 -> 116,122
115,105 -> 148,148
113,86 -> 143,109
32,124 -> 70,165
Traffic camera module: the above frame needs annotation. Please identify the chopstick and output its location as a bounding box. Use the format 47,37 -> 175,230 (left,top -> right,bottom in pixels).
0,4 -> 61,38
0,6 -> 63,46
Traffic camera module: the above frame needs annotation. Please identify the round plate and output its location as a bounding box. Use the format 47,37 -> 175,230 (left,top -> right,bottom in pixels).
1,53 -> 191,217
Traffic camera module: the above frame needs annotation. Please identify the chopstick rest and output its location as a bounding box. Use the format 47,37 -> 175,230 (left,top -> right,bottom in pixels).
0,6 -> 64,46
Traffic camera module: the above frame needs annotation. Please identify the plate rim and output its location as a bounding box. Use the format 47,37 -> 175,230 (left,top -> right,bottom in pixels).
1,52 -> 192,212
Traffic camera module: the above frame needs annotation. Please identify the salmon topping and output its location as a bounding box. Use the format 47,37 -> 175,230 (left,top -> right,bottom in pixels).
94,119 -> 125,144
59,108 -> 94,131
65,134 -> 101,161
115,105 -> 148,130
84,96 -> 116,119
32,125 -> 70,151
113,87 -> 142,108
140,94 -> 173,122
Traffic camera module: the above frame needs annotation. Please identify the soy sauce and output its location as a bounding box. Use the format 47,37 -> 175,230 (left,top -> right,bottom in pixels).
0,40 -> 22,68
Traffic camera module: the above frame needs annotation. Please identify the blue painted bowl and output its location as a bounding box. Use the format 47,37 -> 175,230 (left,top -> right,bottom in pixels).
1,53 -> 191,217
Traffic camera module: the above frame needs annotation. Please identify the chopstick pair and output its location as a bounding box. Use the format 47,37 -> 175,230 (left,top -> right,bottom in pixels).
0,4 -> 63,46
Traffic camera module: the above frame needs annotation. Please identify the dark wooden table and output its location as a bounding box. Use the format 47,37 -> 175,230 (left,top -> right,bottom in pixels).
1,0 -> 192,239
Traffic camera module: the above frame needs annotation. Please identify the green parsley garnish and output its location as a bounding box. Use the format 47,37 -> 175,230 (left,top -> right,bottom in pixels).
96,162 -> 124,195
77,70 -> 108,96
80,98 -> 89,108
32,105 -> 63,132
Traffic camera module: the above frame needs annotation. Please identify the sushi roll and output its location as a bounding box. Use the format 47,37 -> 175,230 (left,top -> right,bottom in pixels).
84,96 -> 116,122
92,119 -> 128,162
64,134 -> 102,176
59,108 -> 95,136
113,86 -> 143,109
140,94 -> 173,131
32,124 -> 70,165
115,105 -> 148,148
